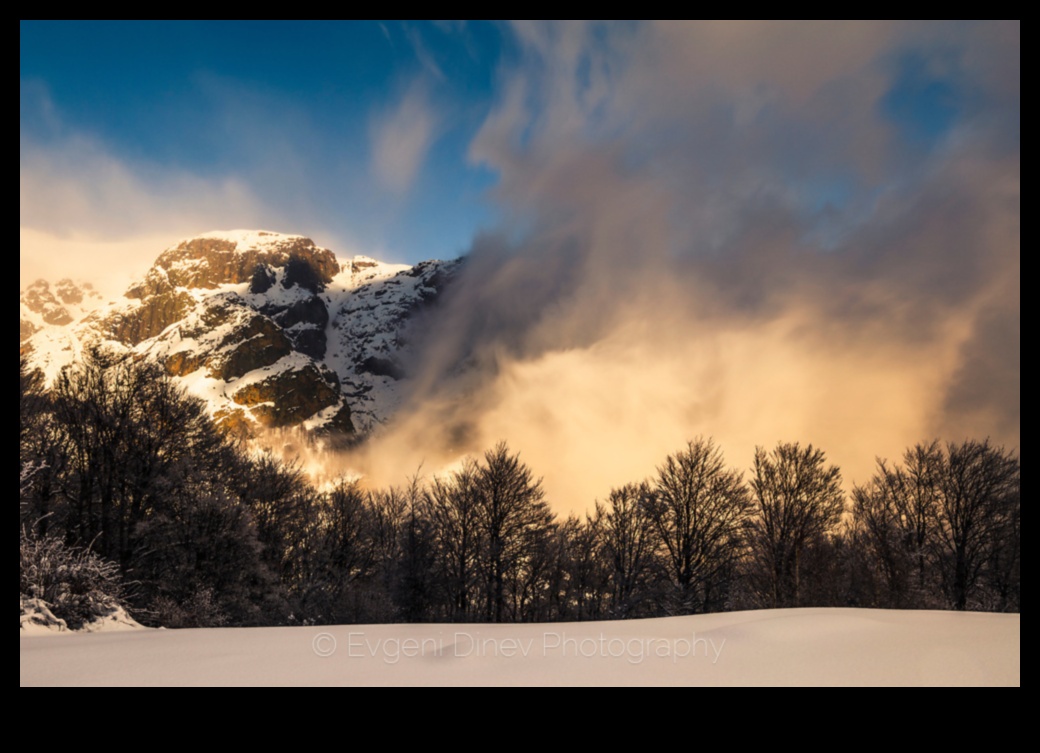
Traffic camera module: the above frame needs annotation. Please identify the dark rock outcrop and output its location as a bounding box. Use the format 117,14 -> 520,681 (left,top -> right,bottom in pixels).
274,297 -> 328,329
326,403 -> 356,435
212,407 -> 253,438
282,255 -> 325,292
164,350 -> 205,377
291,329 -> 327,360
359,355 -> 405,380
249,264 -> 276,294
263,295 -> 329,359
231,362 -> 342,428
212,315 -> 294,380
55,279 -> 89,306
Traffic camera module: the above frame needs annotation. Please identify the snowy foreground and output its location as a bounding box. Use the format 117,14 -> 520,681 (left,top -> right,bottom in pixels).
20,608 -> 1019,686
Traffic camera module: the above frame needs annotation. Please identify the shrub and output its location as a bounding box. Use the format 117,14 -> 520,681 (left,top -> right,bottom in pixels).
19,529 -> 127,630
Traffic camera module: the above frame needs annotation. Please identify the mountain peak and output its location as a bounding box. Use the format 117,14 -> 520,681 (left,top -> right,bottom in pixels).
127,230 -> 340,299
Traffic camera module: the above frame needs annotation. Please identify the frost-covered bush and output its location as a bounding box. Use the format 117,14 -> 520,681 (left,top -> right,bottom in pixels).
19,530 -> 128,630
150,587 -> 229,628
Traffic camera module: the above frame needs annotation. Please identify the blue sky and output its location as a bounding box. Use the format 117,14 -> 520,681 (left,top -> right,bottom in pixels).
21,21 -> 509,271
21,21 -> 1018,282
20,21 -> 1019,500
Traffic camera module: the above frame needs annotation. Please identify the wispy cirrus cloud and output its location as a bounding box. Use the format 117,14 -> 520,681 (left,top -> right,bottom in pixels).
369,82 -> 441,195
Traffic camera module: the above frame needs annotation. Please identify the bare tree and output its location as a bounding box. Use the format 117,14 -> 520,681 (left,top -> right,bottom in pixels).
543,512 -> 606,621
601,483 -> 658,618
852,441 -> 944,607
854,439 -> 1021,611
646,438 -> 753,614
474,442 -> 555,622
749,442 -> 844,608
301,479 -> 377,622
935,440 -> 1020,610
425,460 -> 481,621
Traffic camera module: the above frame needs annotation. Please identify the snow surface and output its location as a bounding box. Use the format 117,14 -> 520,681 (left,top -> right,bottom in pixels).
20,601 -> 143,637
19,608 -> 1019,686
188,229 -> 310,249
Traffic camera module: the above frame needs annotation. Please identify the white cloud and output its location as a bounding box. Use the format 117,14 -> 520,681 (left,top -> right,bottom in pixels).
20,133 -> 277,297
369,83 -> 440,195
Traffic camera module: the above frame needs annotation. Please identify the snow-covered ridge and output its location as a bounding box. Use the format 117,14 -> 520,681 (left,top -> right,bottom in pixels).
187,229 -> 311,249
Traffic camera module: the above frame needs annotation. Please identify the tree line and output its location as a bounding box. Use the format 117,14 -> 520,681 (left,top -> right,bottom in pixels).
20,349 -> 1020,628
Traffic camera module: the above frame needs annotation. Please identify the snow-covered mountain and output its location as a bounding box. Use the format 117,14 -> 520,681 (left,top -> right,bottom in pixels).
20,230 -> 460,438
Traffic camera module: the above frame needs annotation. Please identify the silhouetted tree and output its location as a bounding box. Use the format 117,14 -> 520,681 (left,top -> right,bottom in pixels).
601,483 -> 659,618
852,439 -> 1020,611
299,480 -> 377,623
646,438 -> 753,614
551,512 -> 607,621
394,475 -> 438,622
38,346 -> 282,625
474,442 -> 555,622
749,442 -> 845,608
19,355 -> 63,534
852,442 -> 944,607
934,440 -> 1020,610
426,461 -> 482,621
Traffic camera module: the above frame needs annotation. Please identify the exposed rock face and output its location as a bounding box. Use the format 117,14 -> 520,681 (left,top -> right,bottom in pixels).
212,407 -> 253,438
359,355 -> 405,380
264,295 -> 329,359
326,403 -> 356,436
328,255 -> 461,429
164,349 -> 205,378
103,231 -> 355,437
55,279 -> 88,305
126,232 -> 338,298
231,361 -> 343,428
160,304 -> 297,382
20,319 -> 39,343
249,265 -> 276,294
22,280 -> 73,326
102,291 -> 196,346
271,296 -> 329,329
20,278 -> 103,343
212,314 -> 295,381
